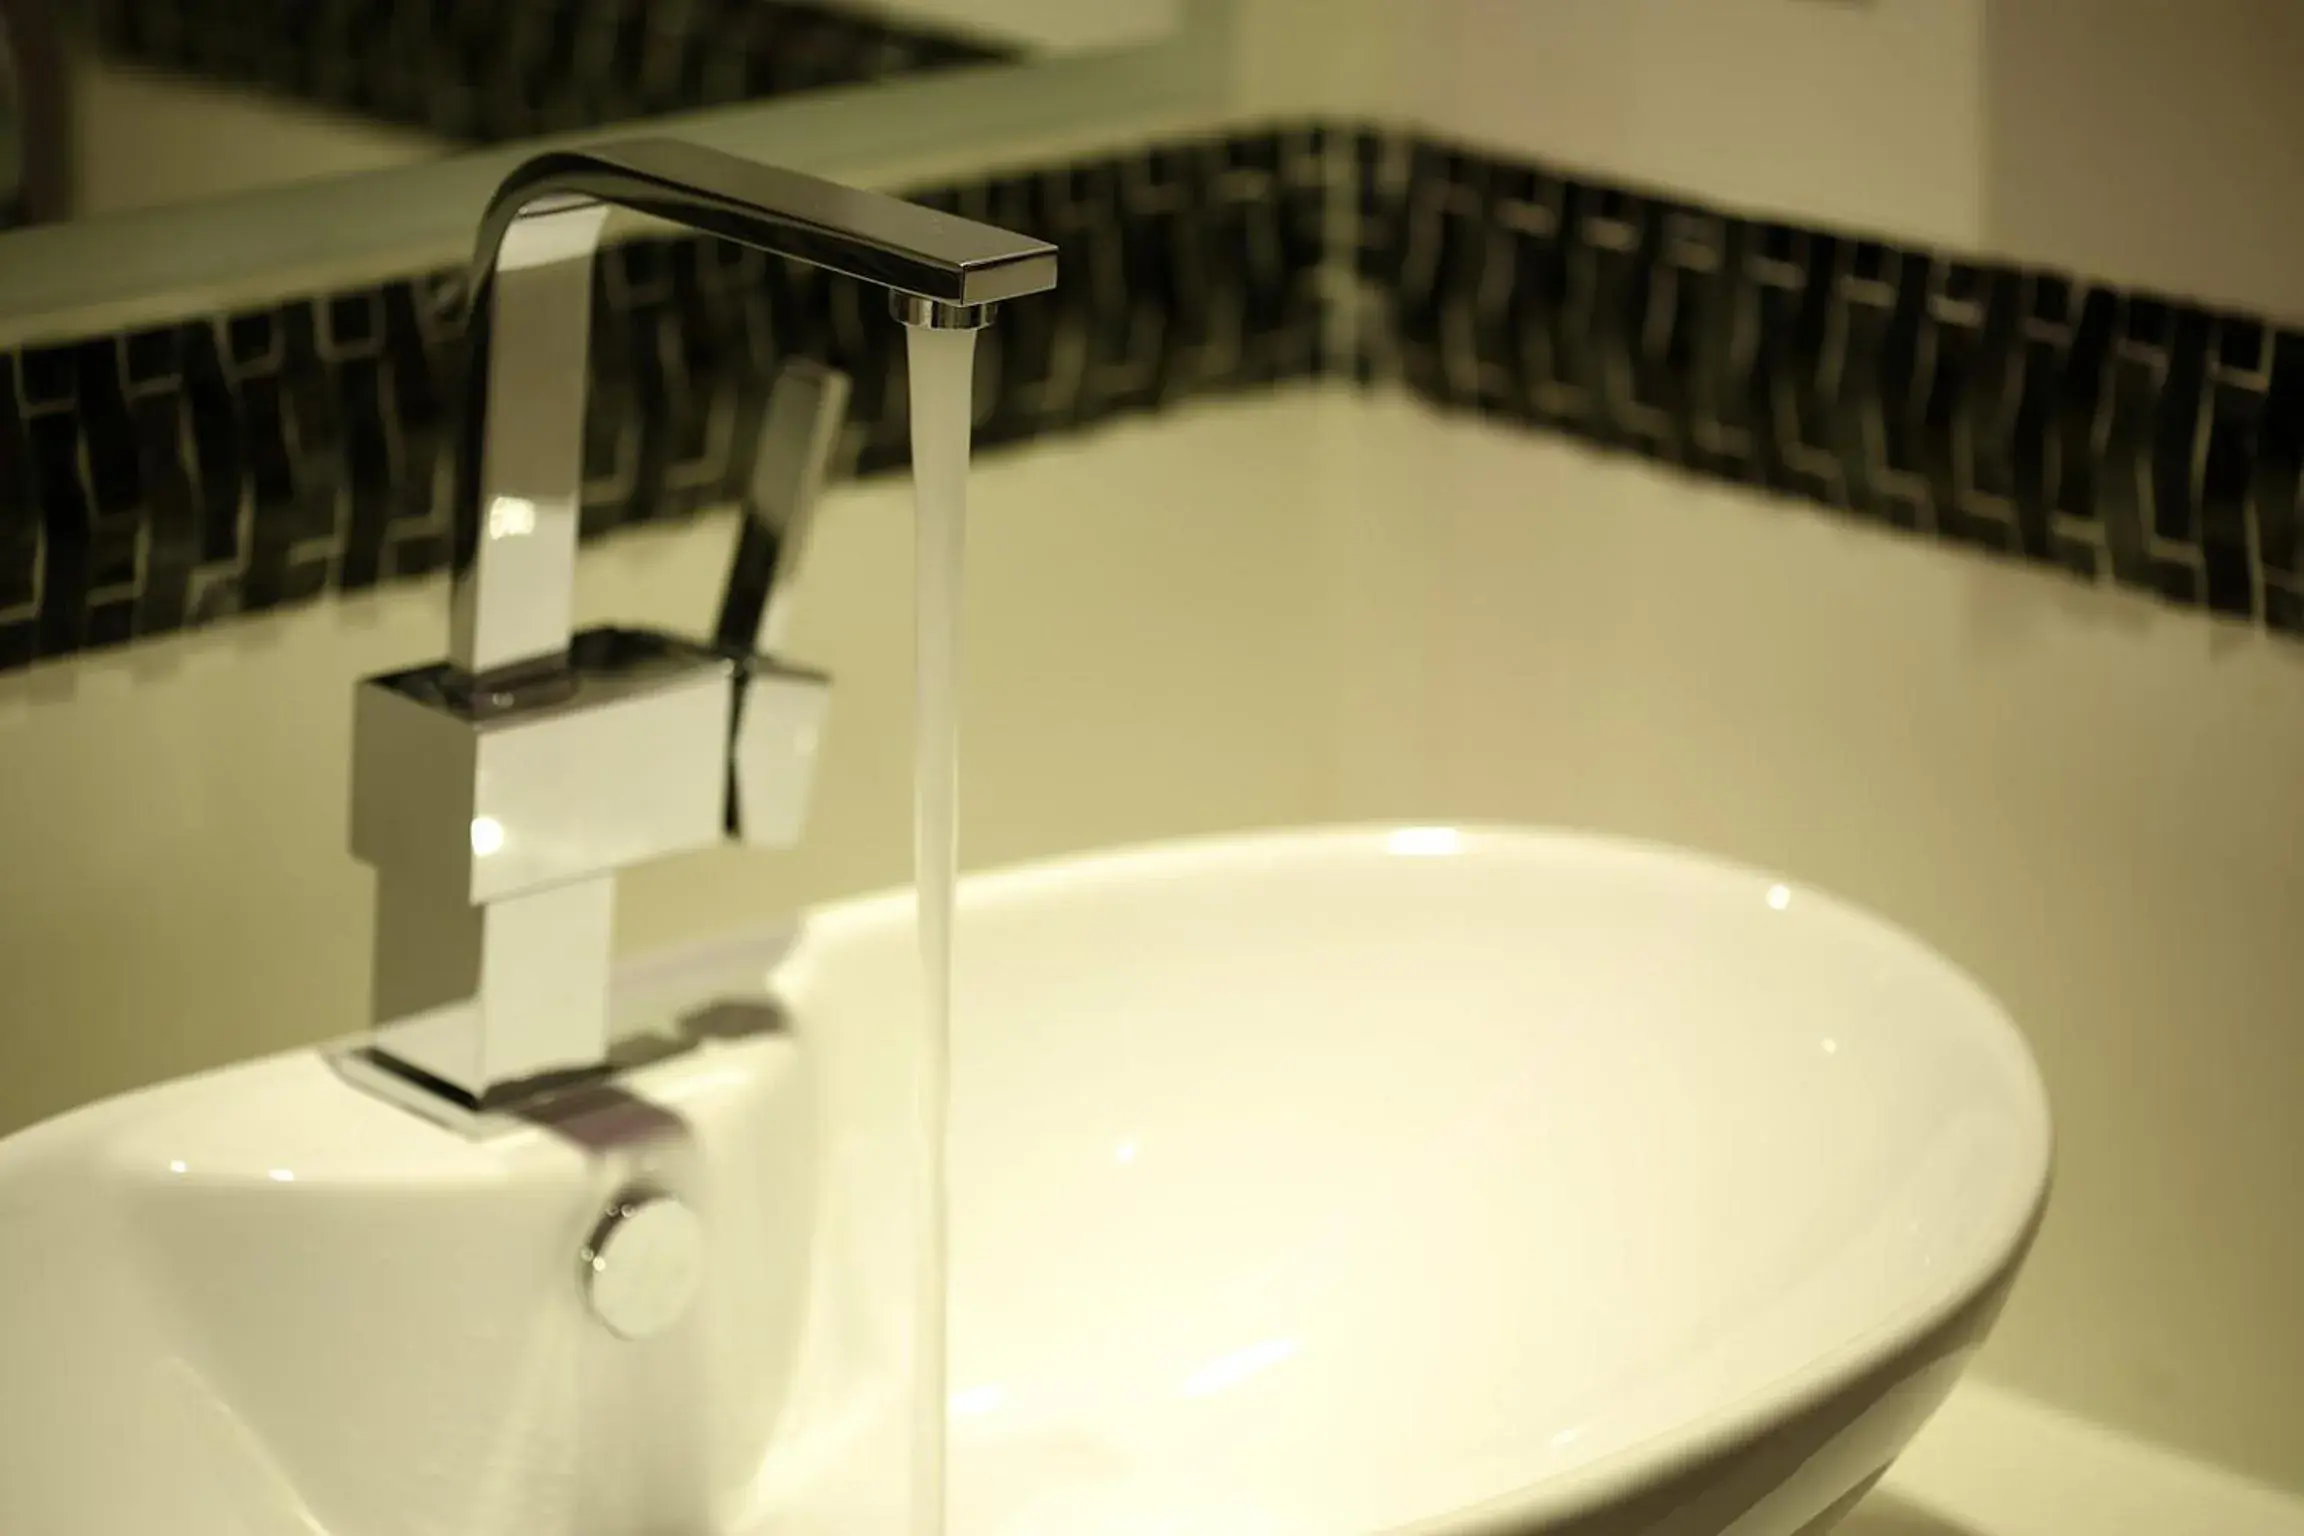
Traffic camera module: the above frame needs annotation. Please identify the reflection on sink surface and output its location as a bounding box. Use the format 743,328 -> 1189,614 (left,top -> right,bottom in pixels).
0,826 -> 2050,1535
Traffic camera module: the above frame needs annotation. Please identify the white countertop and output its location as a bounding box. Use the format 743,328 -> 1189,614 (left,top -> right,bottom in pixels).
1858,1381 -> 2304,1536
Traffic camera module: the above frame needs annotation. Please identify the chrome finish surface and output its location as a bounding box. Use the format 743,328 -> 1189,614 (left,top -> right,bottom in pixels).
715,360 -> 851,656
474,140 -> 1058,310
729,663 -> 831,849
580,1192 -> 706,1342
351,634 -> 732,907
349,137 -> 1052,1112
371,877 -> 617,1103
450,136 -> 1052,693
449,197 -> 608,677
891,294 -> 997,330
351,630 -> 734,1103
351,626 -> 826,1105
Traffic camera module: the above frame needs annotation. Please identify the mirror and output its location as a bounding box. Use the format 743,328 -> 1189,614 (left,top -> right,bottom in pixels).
0,0 -> 1226,346
0,0 -> 1190,226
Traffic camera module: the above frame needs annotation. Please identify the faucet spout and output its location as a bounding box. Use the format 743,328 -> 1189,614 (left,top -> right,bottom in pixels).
453,139 -> 1058,680
478,141 -> 1057,311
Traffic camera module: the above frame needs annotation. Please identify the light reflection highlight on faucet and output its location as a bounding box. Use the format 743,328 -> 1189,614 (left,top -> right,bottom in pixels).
470,816 -> 506,857
268,1169 -> 296,1184
1766,883 -> 1792,911
1386,827 -> 1463,858
1181,1338 -> 1298,1398
485,495 -> 539,540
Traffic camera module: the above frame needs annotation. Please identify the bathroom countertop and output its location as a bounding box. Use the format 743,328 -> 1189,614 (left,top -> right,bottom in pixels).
1857,1380 -> 2304,1536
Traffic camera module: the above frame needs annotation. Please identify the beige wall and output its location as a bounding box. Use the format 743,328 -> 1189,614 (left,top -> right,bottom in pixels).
1250,0 -> 1989,246
1309,0 -> 2304,321
1985,0 -> 2304,323
1425,0 -> 1986,249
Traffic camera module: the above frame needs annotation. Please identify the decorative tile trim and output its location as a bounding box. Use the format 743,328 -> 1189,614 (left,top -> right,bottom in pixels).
78,0 -> 1017,144
4,121 -> 2302,676
1357,133 -> 2304,629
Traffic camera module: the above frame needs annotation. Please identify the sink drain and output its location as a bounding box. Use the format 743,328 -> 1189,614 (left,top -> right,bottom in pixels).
579,1191 -> 704,1341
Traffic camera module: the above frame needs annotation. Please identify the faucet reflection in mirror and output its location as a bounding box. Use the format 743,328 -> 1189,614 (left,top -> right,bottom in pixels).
345,139 -> 1056,1114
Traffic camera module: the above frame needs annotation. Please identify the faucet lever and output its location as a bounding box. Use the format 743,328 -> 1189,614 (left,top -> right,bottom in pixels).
713,360 -> 848,848
715,359 -> 852,656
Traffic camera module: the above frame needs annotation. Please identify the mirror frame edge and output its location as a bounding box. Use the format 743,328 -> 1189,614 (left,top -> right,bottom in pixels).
0,0 -> 1241,351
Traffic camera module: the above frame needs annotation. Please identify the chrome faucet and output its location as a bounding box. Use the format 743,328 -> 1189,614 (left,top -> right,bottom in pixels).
347,140 -> 1057,1113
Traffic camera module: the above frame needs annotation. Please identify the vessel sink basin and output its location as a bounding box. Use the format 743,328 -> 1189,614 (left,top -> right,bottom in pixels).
0,826 -> 2050,1535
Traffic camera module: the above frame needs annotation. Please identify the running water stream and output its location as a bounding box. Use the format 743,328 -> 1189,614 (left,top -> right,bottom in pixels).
903,323 -> 976,1536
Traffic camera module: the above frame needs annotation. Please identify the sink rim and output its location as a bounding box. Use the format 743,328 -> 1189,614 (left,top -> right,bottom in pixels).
784,820 -> 2055,1532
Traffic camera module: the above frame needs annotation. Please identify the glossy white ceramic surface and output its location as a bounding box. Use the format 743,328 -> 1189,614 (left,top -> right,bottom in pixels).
758,825 -> 2052,1534
0,1027 -> 818,1536
0,826 -> 2050,1534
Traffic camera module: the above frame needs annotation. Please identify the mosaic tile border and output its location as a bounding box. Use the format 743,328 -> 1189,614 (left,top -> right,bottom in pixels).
4,121 -> 2302,675
1357,133 -> 2304,630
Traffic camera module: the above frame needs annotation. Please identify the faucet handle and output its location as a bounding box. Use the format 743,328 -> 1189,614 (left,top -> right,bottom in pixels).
724,655 -> 830,850
715,360 -> 851,655
712,359 -> 846,850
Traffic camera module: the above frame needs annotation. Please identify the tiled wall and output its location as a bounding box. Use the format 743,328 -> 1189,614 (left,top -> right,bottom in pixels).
1358,134 -> 2304,630
0,127 -> 1336,673
4,121 -> 2303,678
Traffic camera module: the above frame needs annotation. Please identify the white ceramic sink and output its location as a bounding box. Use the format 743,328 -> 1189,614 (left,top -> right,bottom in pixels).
0,826 -> 2051,1534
